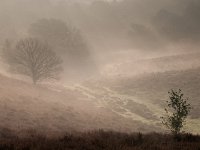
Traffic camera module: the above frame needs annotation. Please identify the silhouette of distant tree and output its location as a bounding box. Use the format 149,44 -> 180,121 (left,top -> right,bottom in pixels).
2,38 -> 63,84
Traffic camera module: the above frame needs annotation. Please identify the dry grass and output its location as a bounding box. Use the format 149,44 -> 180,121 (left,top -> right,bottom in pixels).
0,130 -> 199,150
0,73 -> 161,133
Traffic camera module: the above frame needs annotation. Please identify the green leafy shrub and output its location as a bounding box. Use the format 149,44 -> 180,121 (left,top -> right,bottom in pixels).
161,89 -> 192,135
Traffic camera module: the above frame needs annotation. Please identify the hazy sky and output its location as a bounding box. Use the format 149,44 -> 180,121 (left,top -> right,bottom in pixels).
0,0 -> 200,54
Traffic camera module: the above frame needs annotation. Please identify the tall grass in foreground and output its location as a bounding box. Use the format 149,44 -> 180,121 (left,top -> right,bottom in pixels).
0,130 -> 199,150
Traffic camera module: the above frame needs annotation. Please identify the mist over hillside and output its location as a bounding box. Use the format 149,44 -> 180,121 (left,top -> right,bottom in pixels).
0,0 -> 199,138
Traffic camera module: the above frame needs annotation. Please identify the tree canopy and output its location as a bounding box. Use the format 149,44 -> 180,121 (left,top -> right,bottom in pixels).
2,38 -> 63,84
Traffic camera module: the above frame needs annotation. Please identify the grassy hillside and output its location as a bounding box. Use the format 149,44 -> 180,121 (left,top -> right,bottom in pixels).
0,56 -> 199,149
0,74 -> 157,135
105,67 -> 200,116
0,60 -> 199,135
102,52 -> 200,76
83,67 -> 200,133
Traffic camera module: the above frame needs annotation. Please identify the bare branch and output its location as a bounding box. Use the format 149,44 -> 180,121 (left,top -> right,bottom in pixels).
2,38 -> 63,84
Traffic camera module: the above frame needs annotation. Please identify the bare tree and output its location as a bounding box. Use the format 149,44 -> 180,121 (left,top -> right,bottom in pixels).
2,38 -> 63,84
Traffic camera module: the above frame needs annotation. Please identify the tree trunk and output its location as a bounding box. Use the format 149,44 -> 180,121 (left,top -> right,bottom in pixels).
32,74 -> 37,85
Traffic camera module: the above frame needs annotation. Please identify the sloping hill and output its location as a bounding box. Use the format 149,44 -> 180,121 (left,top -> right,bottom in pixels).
83,67 -> 200,133
101,52 -> 200,76
105,67 -> 200,111
0,74 -> 158,135
1,65 -> 199,134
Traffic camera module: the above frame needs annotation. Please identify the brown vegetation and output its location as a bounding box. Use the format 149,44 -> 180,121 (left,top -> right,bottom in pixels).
0,130 -> 199,150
